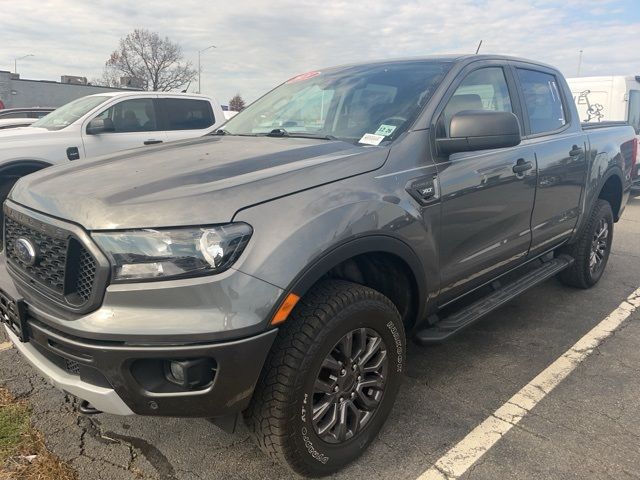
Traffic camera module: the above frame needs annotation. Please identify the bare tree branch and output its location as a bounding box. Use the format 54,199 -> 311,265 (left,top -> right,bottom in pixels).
102,29 -> 196,91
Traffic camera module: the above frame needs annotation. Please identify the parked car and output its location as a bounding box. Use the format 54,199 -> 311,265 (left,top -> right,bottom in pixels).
0,55 -> 636,477
567,75 -> 640,188
0,118 -> 38,130
0,92 -> 225,218
0,107 -> 54,120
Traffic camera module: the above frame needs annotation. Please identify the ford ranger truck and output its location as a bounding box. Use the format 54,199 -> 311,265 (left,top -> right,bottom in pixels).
0,55 -> 637,477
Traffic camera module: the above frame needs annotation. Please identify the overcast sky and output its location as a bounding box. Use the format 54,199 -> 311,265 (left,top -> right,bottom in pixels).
1,0 -> 639,104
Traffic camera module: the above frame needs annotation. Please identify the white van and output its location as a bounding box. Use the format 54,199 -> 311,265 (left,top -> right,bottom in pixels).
567,75 -> 640,186
0,92 -> 225,204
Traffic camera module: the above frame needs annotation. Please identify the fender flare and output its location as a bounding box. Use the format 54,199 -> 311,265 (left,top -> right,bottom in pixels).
276,234 -> 428,323
0,160 -> 52,177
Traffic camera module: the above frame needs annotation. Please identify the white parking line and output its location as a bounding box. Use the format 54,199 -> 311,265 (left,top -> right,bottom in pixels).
417,287 -> 640,480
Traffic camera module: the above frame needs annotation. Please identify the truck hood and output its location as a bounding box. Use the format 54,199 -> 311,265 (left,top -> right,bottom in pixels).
0,126 -> 56,143
11,135 -> 389,230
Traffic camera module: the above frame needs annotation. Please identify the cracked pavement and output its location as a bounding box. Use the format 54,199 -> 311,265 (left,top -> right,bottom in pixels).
1,193 -> 640,480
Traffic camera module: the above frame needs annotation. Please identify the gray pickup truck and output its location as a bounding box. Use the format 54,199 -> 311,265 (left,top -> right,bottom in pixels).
0,55 -> 637,477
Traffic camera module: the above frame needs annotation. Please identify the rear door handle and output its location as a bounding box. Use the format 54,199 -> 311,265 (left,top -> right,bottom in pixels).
512,159 -> 533,174
144,140 -> 163,145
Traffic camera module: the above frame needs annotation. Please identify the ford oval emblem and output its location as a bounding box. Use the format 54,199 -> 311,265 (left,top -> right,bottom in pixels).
14,238 -> 38,266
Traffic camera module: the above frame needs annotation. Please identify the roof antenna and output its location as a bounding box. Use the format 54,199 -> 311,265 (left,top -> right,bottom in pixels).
475,40 -> 483,54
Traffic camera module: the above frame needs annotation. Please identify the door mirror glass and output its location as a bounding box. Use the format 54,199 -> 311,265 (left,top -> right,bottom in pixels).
437,110 -> 521,154
86,117 -> 115,135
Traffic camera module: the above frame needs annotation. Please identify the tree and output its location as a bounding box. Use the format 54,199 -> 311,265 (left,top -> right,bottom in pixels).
229,94 -> 246,111
102,29 -> 196,91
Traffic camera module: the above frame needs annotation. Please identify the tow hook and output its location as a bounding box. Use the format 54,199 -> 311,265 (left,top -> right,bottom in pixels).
78,400 -> 103,415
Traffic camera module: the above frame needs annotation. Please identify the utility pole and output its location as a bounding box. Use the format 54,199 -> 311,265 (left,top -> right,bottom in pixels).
577,50 -> 583,76
198,45 -> 216,94
14,54 -> 34,74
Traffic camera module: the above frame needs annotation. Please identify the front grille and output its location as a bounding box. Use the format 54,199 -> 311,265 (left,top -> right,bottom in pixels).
5,216 -> 68,293
3,210 -> 100,309
76,249 -> 97,303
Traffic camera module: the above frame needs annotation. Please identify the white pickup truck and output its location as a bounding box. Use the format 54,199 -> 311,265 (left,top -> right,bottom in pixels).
0,91 -> 225,209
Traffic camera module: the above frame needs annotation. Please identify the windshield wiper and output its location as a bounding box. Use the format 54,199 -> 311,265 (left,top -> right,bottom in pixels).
265,128 -> 289,137
263,129 -> 336,141
288,133 -> 337,141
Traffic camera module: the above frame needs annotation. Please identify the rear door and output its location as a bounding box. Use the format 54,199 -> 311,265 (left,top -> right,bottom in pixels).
158,97 -> 217,143
81,96 -> 166,158
512,65 -> 588,256
434,63 -> 537,304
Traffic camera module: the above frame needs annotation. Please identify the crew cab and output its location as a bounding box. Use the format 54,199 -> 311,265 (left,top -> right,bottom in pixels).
0,91 -> 225,216
0,55 -> 636,477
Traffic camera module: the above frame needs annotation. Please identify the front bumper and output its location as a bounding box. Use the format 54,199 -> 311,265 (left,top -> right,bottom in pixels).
4,319 -> 277,417
0,229 -> 283,417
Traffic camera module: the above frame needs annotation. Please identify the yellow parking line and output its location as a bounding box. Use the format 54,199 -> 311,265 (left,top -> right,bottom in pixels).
0,341 -> 13,351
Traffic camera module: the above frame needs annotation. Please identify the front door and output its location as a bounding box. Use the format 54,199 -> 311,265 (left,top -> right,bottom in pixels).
435,66 -> 537,304
81,97 -> 166,159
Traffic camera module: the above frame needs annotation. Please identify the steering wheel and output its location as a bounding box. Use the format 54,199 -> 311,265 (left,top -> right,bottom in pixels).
379,116 -> 407,126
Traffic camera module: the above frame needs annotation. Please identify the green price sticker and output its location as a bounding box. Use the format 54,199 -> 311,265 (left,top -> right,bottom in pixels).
375,124 -> 397,137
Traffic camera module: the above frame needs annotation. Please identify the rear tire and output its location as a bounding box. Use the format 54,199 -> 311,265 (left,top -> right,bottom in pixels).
557,199 -> 613,289
245,280 -> 406,477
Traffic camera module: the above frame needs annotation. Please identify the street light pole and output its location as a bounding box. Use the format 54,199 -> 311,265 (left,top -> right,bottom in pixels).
14,54 -> 34,74
197,45 -> 216,94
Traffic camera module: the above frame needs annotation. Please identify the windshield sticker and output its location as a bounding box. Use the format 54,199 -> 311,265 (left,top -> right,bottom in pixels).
375,124 -> 397,137
286,71 -> 321,84
359,133 -> 385,146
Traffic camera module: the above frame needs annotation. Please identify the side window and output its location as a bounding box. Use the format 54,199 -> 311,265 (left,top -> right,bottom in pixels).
162,99 -> 214,131
95,98 -> 158,133
627,90 -> 640,134
440,67 -> 512,137
517,69 -> 567,135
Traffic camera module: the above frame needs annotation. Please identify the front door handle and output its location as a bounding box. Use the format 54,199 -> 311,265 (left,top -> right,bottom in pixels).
144,140 -> 163,145
512,159 -> 533,174
569,146 -> 584,157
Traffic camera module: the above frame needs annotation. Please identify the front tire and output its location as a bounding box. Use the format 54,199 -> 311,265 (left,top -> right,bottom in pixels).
557,199 -> 614,288
245,280 -> 406,477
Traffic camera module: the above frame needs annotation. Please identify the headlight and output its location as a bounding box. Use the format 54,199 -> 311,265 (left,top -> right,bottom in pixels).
93,223 -> 253,282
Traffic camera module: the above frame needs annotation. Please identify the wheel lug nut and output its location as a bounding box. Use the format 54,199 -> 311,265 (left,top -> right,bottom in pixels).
351,392 -> 355,398
352,364 -> 357,371
357,375 -> 361,381
334,386 -> 339,392
340,369 -> 346,376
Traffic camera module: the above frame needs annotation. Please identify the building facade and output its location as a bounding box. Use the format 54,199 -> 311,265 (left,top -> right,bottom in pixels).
0,71 -> 138,109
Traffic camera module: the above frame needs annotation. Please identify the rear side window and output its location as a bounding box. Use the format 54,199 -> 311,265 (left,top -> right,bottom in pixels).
162,99 -> 214,131
517,69 -> 567,135
628,90 -> 640,134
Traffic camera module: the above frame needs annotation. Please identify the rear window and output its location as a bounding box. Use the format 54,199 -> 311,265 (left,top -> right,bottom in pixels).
162,99 -> 215,131
517,69 -> 567,135
628,90 -> 640,134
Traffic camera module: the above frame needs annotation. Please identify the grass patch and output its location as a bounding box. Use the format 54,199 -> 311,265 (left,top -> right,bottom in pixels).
0,388 -> 76,480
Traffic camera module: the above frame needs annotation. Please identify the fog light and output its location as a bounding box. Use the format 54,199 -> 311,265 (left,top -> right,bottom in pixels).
164,358 -> 216,390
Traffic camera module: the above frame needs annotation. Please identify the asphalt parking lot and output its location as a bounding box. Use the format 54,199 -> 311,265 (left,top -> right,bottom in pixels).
1,192 -> 640,480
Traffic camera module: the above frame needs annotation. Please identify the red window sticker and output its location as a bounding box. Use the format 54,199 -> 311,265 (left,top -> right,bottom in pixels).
286,71 -> 321,83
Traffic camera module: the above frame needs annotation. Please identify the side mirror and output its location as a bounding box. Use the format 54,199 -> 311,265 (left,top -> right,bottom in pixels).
437,110 -> 521,155
86,118 -> 115,135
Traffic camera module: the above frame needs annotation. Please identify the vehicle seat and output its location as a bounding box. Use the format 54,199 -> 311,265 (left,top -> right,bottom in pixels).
443,94 -> 483,136
119,110 -> 141,131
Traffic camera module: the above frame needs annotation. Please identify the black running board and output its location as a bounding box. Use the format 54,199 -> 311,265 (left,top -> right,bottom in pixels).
414,255 -> 574,344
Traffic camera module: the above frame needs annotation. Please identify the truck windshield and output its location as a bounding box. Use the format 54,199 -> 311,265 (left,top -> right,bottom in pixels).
223,61 -> 452,144
31,95 -> 109,131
